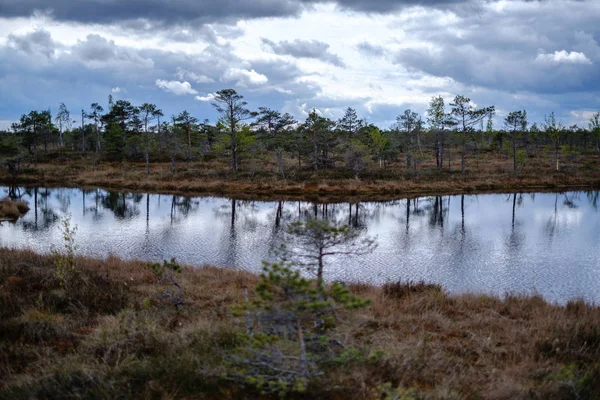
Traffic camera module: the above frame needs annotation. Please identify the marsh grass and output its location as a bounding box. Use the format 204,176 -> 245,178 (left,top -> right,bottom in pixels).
2,149 -> 599,199
1,249 -> 599,398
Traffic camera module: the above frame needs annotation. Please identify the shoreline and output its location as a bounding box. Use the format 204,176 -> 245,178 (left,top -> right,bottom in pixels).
1,161 -> 599,202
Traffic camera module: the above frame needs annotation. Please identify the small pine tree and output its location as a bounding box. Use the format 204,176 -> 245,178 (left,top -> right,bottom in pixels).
145,258 -> 185,309
227,261 -> 371,397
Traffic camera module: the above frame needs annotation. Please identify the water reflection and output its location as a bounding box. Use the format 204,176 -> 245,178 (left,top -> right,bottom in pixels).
1,186 -> 599,304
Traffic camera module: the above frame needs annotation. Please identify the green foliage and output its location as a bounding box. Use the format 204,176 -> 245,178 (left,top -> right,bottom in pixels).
147,257 -> 183,277
366,125 -> 389,167
226,261 -> 371,397
0,134 -> 21,157
345,139 -> 370,178
102,122 -> 125,161
551,363 -> 599,400
300,109 -> 337,170
373,382 -> 416,400
51,214 -> 78,288
146,258 -> 185,309
517,149 -> 526,167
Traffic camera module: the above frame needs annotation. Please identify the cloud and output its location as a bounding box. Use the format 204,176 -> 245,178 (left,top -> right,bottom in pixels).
1,0 -> 599,129
536,50 -> 592,65
0,0 -> 473,27
195,93 -> 216,102
221,68 -> 268,85
176,68 -> 215,84
7,28 -> 56,58
72,34 -> 154,69
262,38 -> 346,67
389,0 -> 600,95
356,41 -> 386,58
0,120 -> 17,131
155,79 -> 198,95
570,110 -> 599,126
0,0 -> 304,25
111,87 -> 121,93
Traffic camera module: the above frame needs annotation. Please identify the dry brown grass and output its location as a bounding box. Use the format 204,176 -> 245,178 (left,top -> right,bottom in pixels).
1,248 -> 599,399
2,149 -> 599,200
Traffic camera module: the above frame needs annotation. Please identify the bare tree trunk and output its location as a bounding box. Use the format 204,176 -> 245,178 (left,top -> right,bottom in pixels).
313,140 -> 318,171
461,140 -> 466,175
276,149 -> 285,179
81,110 -> 86,153
406,130 -> 412,169
230,129 -> 237,172
145,132 -> 150,175
58,121 -> 63,147
96,124 -> 100,153
33,123 -> 38,168
513,137 -> 517,175
439,132 -> 445,172
296,319 -> 309,378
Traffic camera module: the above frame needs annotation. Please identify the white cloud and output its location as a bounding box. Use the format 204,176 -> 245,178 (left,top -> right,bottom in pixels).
536,50 -> 592,65
176,68 -> 215,83
155,79 -> 198,95
111,87 -> 121,93
570,110 -> 597,119
221,68 -> 268,85
195,93 -> 216,102
0,120 -> 17,130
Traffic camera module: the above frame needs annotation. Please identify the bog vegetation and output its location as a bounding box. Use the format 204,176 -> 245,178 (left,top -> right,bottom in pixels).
1,90 -> 599,196
1,218 -> 600,399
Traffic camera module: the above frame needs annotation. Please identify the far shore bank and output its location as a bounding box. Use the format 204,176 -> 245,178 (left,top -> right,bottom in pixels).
1,158 -> 599,201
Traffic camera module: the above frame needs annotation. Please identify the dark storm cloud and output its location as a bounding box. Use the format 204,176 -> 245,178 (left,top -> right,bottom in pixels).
0,0 -> 474,25
317,0 -> 469,12
389,0 -> 600,95
0,0 -> 303,25
2,0 -> 600,128
262,38 -> 345,67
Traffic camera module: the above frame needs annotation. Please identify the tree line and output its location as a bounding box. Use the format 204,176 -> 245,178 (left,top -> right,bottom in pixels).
3,89 -> 600,177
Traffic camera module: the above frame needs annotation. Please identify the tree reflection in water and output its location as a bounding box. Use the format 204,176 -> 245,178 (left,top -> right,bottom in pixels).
1,186 -> 599,303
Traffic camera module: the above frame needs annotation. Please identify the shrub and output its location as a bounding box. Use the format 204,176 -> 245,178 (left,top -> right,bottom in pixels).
51,214 -> 78,289
225,262 -> 371,397
382,280 -> 443,300
145,258 -> 185,309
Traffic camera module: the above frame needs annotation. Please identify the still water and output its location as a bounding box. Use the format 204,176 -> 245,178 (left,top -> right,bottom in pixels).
1,186 -> 599,304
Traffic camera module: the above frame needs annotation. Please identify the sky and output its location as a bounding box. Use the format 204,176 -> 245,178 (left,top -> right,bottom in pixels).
0,0 -> 599,130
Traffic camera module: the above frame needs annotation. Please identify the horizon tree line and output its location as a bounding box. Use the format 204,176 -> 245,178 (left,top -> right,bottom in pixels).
3,89 -> 600,177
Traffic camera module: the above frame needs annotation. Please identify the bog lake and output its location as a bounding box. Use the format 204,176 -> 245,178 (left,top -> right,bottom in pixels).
1,186 -> 599,304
